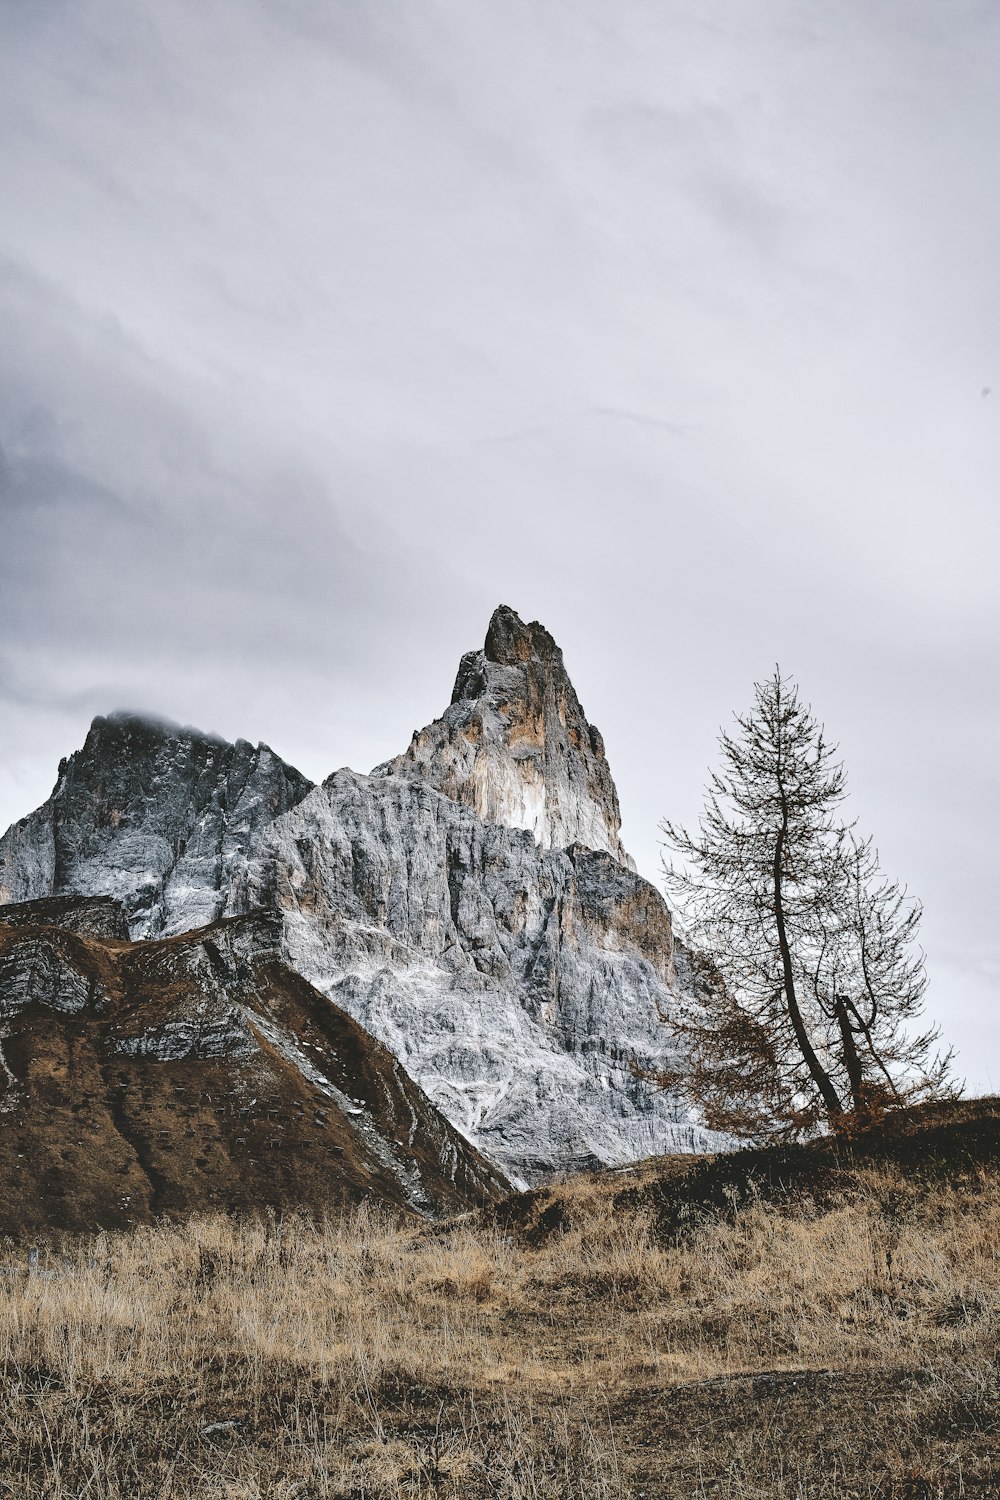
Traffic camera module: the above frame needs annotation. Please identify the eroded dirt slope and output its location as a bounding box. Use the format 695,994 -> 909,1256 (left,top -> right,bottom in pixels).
0,896 -> 508,1233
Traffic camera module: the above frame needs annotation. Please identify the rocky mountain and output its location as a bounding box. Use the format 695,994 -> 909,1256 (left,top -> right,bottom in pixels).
0,895 -> 508,1233
0,606 -> 728,1182
0,713 -> 313,938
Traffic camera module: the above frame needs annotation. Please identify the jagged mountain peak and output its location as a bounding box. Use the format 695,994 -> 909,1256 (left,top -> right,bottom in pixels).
76,710 -> 262,758
0,608 -> 723,1182
378,604 -> 633,868
451,604 -> 565,702
0,714 -> 313,938
54,713 -> 276,796
484,603 -> 557,668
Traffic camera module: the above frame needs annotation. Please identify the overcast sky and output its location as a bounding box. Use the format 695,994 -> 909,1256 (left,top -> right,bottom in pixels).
1,1 -> 997,1088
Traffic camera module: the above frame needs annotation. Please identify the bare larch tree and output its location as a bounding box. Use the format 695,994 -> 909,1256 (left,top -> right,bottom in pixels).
661,669 -> 956,1139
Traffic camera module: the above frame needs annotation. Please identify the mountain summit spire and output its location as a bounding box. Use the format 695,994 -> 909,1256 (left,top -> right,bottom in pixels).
483,603 -> 558,668
374,605 -> 633,867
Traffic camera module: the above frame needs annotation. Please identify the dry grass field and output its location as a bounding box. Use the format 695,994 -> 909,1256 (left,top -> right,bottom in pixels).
1,1100 -> 997,1499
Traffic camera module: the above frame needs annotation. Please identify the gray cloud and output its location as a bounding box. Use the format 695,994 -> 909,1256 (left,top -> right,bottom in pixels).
0,0 -> 997,1087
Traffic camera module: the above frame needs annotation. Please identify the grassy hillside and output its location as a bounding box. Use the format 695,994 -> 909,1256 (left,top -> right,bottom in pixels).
1,1099 -> 997,1497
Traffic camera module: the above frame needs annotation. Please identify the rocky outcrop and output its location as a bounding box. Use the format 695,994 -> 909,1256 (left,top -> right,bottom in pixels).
0,898 -> 508,1232
0,894 -> 129,940
0,713 -> 313,938
374,606 -> 634,867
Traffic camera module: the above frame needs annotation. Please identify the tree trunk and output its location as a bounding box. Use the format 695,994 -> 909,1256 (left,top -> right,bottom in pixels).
773,822 -> 844,1120
834,995 -> 866,1111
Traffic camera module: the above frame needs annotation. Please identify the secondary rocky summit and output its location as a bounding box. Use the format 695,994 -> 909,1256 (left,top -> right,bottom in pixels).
0,713 -> 312,937
0,606 -> 725,1181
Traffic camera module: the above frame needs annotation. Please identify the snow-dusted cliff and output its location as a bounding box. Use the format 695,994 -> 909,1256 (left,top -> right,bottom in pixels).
246,768 -> 716,1180
0,607 -> 728,1180
0,713 -> 313,937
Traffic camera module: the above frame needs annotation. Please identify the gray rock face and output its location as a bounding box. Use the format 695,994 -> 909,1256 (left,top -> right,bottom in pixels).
112,907 -> 284,1062
248,769 -> 721,1181
374,606 -> 634,868
0,930 -> 96,1020
0,713 -> 313,939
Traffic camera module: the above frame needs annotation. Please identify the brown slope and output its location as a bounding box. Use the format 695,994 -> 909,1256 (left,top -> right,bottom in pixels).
0,898 -> 508,1234
481,1093 -> 1000,1246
